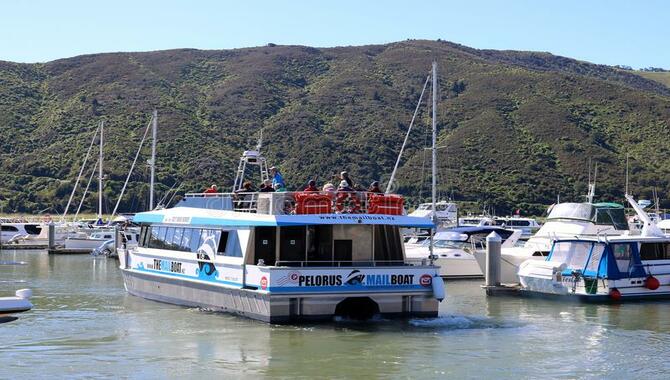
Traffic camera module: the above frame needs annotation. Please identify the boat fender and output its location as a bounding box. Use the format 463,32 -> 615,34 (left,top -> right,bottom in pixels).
609,288 -> 622,301
432,276 -> 445,301
644,276 -> 660,290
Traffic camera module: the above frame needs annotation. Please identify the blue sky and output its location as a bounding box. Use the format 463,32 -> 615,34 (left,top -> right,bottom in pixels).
1,0 -> 668,68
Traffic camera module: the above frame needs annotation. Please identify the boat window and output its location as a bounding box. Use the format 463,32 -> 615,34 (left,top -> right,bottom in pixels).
24,224 -> 42,234
433,240 -> 468,249
171,228 -> 184,251
547,203 -> 594,221
640,243 -> 670,260
374,225 -> 403,264
307,225 -> 333,264
585,244 -> 605,273
550,241 -> 589,265
197,229 -> 221,255
594,208 -> 628,230
139,226 -> 148,247
148,226 -> 163,249
611,243 -> 633,273
188,229 -> 202,252
1,225 -> 19,232
511,220 -> 530,227
164,228 -> 176,249
217,231 -> 229,255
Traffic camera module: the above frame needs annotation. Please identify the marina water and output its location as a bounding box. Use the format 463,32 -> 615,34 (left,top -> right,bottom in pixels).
3,249 -> 670,378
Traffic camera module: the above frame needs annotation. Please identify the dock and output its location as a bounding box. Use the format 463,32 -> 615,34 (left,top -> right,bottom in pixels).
47,247 -> 91,255
0,244 -> 48,251
482,284 -> 522,297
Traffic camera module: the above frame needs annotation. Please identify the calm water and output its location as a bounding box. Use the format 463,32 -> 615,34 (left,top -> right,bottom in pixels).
3,250 -> 670,378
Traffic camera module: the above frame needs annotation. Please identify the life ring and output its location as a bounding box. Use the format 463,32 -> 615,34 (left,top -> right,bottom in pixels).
335,192 -> 361,213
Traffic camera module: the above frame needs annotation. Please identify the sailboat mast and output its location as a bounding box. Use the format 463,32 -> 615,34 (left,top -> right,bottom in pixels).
150,109 -> 157,210
431,62 -> 438,221
429,61 -> 438,263
98,121 -> 104,221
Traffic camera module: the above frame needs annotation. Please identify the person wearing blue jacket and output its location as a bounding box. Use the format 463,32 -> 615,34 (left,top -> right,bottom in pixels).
270,166 -> 285,189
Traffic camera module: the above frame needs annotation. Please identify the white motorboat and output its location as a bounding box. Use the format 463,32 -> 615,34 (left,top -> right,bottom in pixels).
405,226 -> 519,279
518,196 -> 670,301
64,230 -> 116,252
473,201 -> 632,284
409,201 -> 458,226
1,222 -> 44,244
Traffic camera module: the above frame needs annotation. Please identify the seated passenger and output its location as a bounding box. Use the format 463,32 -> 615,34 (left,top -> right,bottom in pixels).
303,180 -> 318,192
368,181 -> 383,193
337,180 -> 354,192
322,183 -> 336,193
259,179 -> 275,192
234,181 -> 255,209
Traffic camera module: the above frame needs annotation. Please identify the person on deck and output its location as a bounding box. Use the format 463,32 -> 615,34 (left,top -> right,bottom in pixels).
368,181 -> 383,193
270,167 -> 285,189
337,180 -> 354,192
259,179 -> 275,192
303,180 -> 318,192
339,171 -> 354,188
203,184 -> 218,195
322,183 -> 336,193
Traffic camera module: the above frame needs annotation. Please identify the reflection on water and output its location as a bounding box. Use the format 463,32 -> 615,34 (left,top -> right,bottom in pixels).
2,250 -> 670,378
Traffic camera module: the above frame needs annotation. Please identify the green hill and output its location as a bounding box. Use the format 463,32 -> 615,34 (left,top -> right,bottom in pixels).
1,40 -> 669,215
637,71 -> 670,88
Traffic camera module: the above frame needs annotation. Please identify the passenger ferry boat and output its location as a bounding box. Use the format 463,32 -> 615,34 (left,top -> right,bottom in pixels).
117,151 -> 445,323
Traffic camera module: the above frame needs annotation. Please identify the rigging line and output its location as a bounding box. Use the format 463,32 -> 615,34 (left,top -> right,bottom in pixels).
74,157 -> 100,220
61,123 -> 101,221
385,73 -> 431,194
110,116 -> 153,219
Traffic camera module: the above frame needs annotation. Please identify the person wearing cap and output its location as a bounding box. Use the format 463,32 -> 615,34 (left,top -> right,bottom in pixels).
270,166 -> 285,189
368,181 -> 382,193
339,171 -> 355,188
303,180 -> 318,192
260,179 -> 275,192
337,180 -> 354,192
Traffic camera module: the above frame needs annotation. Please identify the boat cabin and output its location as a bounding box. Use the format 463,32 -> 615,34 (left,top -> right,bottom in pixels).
546,202 -> 628,230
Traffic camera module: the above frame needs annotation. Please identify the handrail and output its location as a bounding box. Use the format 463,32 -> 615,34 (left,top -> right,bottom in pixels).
183,191 -> 405,216
273,258 -> 429,267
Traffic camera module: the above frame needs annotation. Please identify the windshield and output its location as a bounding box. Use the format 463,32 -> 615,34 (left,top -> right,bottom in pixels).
594,208 -> 628,230
550,241 -> 593,270
547,203 -> 594,221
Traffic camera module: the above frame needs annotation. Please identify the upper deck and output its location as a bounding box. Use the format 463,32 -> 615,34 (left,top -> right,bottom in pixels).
135,192 -> 434,228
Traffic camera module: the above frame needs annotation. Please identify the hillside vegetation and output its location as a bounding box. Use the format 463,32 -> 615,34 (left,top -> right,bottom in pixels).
1,40 -> 669,216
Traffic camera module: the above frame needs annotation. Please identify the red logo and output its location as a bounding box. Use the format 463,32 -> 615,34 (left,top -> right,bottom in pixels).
288,271 -> 300,283
260,276 -> 268,290
420,274 -> 432,287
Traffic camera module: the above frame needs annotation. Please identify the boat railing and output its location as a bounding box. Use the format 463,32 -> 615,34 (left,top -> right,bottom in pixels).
273,258 -> 430,267
183,191 -> 406,216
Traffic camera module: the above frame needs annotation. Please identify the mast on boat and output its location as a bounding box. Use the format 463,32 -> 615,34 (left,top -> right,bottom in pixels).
149,109 -> 157,210
61,123 -> 101,222
98,121 -> 104,222
429,61 -> 438,264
